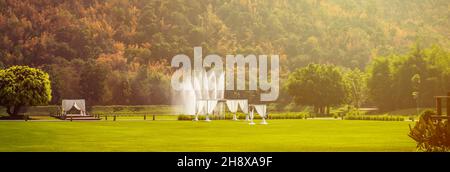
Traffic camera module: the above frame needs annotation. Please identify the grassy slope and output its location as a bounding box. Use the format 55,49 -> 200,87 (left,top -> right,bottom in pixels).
0,120 -> 416,152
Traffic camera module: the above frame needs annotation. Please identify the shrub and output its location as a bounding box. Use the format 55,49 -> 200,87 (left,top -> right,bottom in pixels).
409,110 -> 450,152
267,112 -> 308,120
177,112 -> 309,121
177,115 -> 192,121
344,114 -> 405,121
331,112 -> 340,119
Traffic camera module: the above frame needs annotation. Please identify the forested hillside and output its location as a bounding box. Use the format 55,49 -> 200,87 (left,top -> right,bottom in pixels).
0,0 -> 448,108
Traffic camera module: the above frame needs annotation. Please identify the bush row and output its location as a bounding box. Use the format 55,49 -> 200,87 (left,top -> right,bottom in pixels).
268,112 -> 309,119
178,112 -> 308,121
344,115 -> 405,121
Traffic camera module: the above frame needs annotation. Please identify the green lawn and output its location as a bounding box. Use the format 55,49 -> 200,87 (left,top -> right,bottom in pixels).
0,120 -> 416,152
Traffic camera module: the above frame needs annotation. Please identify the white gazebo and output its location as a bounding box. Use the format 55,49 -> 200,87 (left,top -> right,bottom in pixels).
249,104 -> 268,125
61,99 -> 87,116
195,99 -> 249,121
225,99 -> 249,121
194,99 -> 269,125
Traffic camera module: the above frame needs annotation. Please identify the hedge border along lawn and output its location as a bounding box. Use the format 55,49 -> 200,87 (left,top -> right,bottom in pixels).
0,120 -> 416,152
178,112 -> 309,120
344,115 -> 406,121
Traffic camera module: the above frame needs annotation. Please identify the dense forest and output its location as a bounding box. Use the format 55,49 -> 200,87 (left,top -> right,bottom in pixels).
0,0 -> 448,111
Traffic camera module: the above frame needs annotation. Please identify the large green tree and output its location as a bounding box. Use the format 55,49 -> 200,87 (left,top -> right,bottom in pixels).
286,64 -> 347,114
0,66 -> 51,116
367,57 -> 394,111
343,68 -> 368,109
367,45 -> 450,111
79,60 -> 108,105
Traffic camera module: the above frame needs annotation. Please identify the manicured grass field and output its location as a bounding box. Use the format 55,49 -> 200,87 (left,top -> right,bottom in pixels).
0,120 -> 416,152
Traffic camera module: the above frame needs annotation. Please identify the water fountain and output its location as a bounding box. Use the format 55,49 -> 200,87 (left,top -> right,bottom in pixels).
174,69 -> 225,120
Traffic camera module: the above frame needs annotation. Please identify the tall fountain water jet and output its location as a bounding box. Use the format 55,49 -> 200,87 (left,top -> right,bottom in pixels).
180,77 -> 196,115
173,69 -> 225,116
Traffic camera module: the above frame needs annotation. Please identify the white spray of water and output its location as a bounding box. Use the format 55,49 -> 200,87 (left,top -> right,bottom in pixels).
174,69 -> 225,115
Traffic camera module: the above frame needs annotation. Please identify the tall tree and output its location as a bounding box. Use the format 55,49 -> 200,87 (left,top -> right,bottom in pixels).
367,57 -> 394,111
343,68 -> 368,109
0,66 -> 51,116
79,60 -> 108,105
286,64 -> 346,114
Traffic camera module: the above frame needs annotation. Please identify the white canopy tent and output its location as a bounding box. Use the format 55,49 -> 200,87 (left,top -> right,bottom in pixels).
249,104 -> 268,125
61,99 -> 87,116
193,99 -> 269,125
194,99 -> 250,122
254,105 -> 268,124
194,99 -> 218,121
225,99 -> 249,121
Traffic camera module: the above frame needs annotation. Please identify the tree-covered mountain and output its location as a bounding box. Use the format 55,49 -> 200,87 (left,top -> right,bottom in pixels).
0,0 -> 448,107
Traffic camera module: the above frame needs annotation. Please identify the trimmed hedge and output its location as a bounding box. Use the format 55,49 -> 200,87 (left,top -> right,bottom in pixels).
344,115 -> 405,121
178,112 -> 309,121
